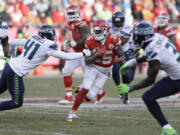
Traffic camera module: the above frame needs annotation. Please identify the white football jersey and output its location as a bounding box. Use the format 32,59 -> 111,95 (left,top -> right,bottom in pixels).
127,38 -> 140,59
108,20 -> 132,52
9,35 -> 84,77
143,33 -> 180,80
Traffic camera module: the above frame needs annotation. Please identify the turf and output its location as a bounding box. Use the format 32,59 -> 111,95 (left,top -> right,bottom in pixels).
0,76 -> 179,135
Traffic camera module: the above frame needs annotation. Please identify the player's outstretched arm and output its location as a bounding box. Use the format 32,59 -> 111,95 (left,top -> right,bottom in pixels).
48,49 -> 91,60
10,39 -> 27,47
132,60 -> 160,91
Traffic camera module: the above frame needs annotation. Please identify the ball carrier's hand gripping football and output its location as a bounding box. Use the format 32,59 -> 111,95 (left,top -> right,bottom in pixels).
96,46 -> 107,57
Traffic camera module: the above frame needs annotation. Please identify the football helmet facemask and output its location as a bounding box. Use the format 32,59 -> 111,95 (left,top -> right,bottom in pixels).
112,11 -> 125,28
157,12 -> 170,27
133,21 -> 154,49
66,5 -> 80,22
93,19 -> 109,41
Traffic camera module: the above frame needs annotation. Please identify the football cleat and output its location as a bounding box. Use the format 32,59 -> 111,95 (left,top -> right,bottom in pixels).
66,112 -> 78,122
94,90 -> 106,104
161,128 -> 178,135
58,95 -> 73,105
123,94 -> 130,104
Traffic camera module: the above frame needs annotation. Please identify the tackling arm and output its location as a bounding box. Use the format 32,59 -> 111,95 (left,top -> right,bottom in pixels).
132,60 -> 160,91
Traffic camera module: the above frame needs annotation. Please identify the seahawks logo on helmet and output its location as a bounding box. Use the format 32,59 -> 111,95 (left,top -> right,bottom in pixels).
133,21 -> 154,49
38,24 -> 56,41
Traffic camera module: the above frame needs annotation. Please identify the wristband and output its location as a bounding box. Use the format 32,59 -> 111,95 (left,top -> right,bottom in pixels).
129,86 -> 134,92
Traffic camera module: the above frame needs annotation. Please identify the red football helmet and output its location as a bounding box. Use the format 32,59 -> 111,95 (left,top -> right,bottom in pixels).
157,12 -> 170,27
66,5 -> 81,22
93,19 -> 109,41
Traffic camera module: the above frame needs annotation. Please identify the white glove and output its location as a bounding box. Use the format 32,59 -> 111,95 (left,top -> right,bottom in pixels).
82,49 -> 91,57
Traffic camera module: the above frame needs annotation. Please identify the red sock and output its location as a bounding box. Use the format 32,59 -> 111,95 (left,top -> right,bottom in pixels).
72,88 -> 89,111
97,90 -> 106,101
64,76 -> 72,88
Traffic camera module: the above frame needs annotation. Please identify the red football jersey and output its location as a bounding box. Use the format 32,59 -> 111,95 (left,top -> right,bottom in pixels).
67,19 -> 89,52
85,34 -> 121,67
154,25 -> 176,37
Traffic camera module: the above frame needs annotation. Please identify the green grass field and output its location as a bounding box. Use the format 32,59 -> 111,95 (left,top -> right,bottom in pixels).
0,76 -> 180,135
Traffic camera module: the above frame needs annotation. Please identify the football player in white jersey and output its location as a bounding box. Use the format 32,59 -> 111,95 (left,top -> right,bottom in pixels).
108,11 -> 134,104
116,21 -> 179,135
0,24 -> 91,111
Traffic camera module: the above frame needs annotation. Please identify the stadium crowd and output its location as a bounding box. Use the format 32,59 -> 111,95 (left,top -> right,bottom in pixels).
0,0 -> 180,66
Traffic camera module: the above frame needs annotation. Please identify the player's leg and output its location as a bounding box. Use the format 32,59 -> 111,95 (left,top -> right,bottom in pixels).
93,73 -> 108,104
66,67 -> 97,121
142,77 -> 179,134
59,58 -> 81,104
112,63 -> 121,85
0,64 -> 24,110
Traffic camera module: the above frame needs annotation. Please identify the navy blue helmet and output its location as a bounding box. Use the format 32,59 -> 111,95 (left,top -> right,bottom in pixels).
112,11 -> 125,28
133,21 -> 154,48
38,24 -> 56,41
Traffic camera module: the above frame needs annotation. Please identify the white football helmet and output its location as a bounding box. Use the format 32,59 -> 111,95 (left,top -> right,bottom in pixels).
66,5 -> 80,22
157,12 -> 170,27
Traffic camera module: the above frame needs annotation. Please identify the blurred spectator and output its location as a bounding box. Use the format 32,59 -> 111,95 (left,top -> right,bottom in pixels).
153,2 -> 168,19
52,6 -> 66,24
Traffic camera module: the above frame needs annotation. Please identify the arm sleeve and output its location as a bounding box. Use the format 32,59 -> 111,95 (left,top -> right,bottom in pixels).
10,39 -> 27,47
47,50 -> 83,60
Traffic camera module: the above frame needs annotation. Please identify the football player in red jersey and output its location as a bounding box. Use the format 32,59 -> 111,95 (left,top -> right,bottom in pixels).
58,5 -> 91,105
66,19 -> 125,121
154,12 -> 176,44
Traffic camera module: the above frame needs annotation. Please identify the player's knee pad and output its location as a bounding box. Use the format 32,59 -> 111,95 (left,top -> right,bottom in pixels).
62,67 -> 72,76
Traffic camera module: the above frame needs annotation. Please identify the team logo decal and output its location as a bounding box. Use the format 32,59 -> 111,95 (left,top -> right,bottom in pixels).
109,44 -> 114,49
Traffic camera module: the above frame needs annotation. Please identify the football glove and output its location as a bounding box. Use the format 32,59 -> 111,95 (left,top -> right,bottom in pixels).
116,83 -> 131,95
82,49 -> 91,57
120,64 -> 128,75
0,56 -> 10,65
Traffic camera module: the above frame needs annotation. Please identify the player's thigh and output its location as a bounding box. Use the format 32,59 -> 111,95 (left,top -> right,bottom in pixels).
62,59 -> 81,75
6,64 -> 25,103
143,77 -> 178,100
94,72 -> 108,89
83,67 -> 97,90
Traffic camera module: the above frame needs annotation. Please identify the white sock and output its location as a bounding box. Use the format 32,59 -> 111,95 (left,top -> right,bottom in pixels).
163,124 -> 173,129
66,91 -> 72,97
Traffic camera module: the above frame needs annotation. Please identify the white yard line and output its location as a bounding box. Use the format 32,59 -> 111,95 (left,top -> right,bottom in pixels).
4,109 -> 180,123
0,129 -> 69,135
